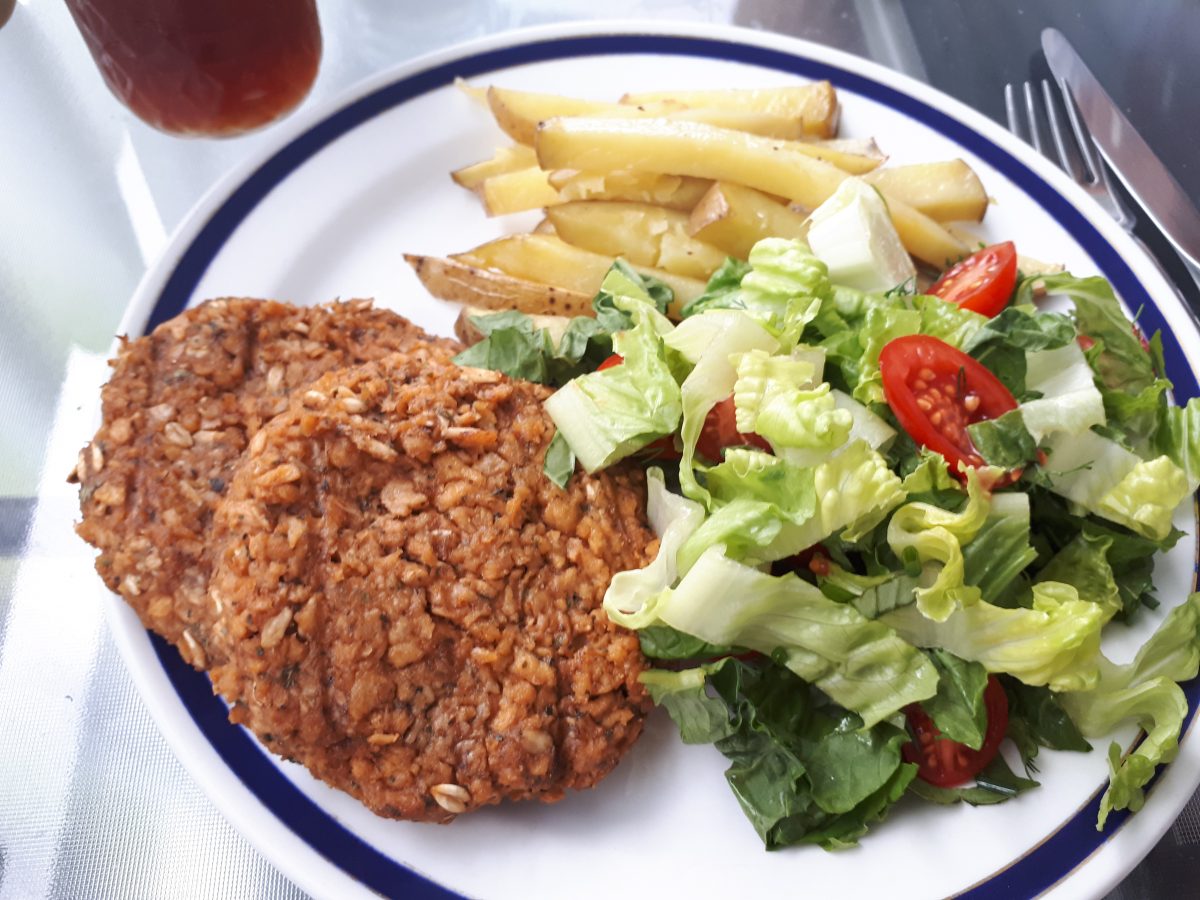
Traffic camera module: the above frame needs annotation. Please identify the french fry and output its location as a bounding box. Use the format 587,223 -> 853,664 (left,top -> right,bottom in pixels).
546,201 -> 727,279
619,82 -> 840,138
451,145 -> 538,192
535,118 -> 966,266
451,234 -> 705,315
863,161 -> 987,222
455,304 -> 572,346
487,85 -> 839,146
453,77 -> 489,106
688,182 -> 811,259
405,253 -> 595,317
488,86 -> 626,145
480,167 -> 560,215
549,170 -> 713,210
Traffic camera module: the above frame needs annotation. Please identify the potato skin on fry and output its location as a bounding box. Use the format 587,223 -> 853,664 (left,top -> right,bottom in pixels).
404,253 -> 595,318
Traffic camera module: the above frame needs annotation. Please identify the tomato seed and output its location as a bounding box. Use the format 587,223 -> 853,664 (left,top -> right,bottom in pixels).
916,397 -> 932,411
963,394 -> 981,413
919,368 -> 936,381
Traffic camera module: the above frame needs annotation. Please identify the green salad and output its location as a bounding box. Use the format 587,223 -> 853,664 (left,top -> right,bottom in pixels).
455,180 -> 1200,850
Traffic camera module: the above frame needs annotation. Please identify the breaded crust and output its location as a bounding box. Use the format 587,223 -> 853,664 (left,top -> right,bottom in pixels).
74,298 -> 454,669
207,349 -> 656,822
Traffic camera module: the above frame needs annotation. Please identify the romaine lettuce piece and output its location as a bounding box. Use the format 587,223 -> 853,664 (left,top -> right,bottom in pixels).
852,305 -> 922,405
833,390 -> 897,453
1019,341 -> 1107,441
817,565 -> 919,619
886,468 -> 992,621
805,439 -> 908,546
1036,272 -> 1159,394
677,451 -> 817,571
913,293 -> 987,351
1061,593 -> 1200,827
683,238 -> 828,342
882,581 -> 1106,692
732,350 -> 851,456
1042,428 -> 1140,508
806,178 -> 916,293
961,492 -> 1040,605
1095,455 -> 1190,541
604,468 -> 705,629
648,545 -> 939,727
1157,396 -> 1200,493
675,310 -> 779,504
543,273 -> 680,472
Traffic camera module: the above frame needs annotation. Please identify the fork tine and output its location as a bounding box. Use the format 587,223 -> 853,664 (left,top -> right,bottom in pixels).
1022,82 -> 1046,155
1055,77 -> 1102,183
1040,79 -> 1084,182
1004,83 -> 1024,139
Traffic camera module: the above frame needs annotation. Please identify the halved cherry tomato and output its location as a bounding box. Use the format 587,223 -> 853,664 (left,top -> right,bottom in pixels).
696,395 -> 772,462
880,335 -> 1018,474
929,242 -> 1018,317
903,676 -> 1009,787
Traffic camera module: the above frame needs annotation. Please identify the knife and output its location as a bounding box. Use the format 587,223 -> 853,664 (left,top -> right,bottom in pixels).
1042,27 -> 1200,272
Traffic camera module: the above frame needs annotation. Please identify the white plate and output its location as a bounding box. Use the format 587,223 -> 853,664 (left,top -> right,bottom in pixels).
103,20 -> 1200,900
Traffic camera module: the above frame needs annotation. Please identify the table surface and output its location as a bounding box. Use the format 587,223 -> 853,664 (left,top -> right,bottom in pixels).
3,2 -> 1199,898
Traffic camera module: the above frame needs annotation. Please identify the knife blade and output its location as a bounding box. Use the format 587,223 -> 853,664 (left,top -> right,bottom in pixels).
1042,27 -> 1200,269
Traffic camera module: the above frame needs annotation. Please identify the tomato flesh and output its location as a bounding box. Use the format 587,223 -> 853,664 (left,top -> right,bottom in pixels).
696,395 -> 772,462
929,242 -> 1018,317
880,335 -> 1018,475
903,676 -> 1009,787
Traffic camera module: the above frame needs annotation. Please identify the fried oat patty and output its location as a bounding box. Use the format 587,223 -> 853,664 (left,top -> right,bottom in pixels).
75,298 -> 451,669
206,349 -> 656,822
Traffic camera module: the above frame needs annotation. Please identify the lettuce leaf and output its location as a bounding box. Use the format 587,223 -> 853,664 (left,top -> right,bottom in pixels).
1156,396 -> 1200,492
677,450 -> 817,570
913,293 -> 987,350
886,467 -> 992,621
732,352 -> 851,460
604,467 -> 705,629
675,312 -> 780,504
644,545 -> 938,727
922,649 -> 990,748
645,658 -> 916,850
455,261 -> 673,386
817,565 -> 919,619
543,271 -> 681,472
967,409 -> 1040,470
1019,341 -> 1108,442
680,257 -> 752,318
1094,455 -> 1190,541
960,492 -> 1040,605
1002,679 -> 1092,769
682,239 -> 828,342
964,305 -> 1076,397
882,581 -> 1106,691
1037,272 -> 1160,394
1060,593 -> 1200,827
542,430 -> 576,488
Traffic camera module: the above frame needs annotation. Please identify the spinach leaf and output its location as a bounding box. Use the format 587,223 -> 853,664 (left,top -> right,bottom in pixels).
921,650 -> 989,749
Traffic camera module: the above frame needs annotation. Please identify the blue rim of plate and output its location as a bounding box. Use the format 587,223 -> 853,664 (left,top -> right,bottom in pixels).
144,32 -> 1200,900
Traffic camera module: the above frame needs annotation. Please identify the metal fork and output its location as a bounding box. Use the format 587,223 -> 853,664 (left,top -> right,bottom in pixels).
1005,78 -> 1196,307
1006,79 -> 1139,231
